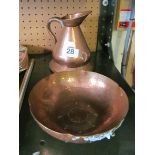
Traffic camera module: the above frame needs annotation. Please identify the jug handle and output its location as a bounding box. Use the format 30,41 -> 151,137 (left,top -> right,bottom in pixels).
47,17 -> 64,43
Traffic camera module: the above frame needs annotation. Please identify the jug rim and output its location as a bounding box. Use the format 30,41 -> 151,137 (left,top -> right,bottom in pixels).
61,10 -> 92,27
61,10 -> 92,21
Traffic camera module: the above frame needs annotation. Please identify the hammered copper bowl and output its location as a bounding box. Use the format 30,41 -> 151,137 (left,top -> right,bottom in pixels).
29,71 -> 129,143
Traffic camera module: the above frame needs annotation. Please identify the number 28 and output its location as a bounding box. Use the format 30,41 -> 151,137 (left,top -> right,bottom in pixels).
67,47 -> 74,54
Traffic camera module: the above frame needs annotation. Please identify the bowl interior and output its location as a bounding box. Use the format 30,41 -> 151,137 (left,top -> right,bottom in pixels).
29,71 -> 128,136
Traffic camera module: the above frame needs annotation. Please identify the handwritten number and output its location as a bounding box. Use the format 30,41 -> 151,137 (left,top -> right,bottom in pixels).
67,47 -> 74,54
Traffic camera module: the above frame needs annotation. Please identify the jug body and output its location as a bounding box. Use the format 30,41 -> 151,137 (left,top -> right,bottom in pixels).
53,26 -> 90,67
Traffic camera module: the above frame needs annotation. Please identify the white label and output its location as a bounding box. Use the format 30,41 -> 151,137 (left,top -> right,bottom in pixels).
119,10 -> 131,22
32,152 -> 40,155
63,41 -> 79,58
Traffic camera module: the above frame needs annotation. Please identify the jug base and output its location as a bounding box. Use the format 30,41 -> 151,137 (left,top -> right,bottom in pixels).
49,59 -> 93,73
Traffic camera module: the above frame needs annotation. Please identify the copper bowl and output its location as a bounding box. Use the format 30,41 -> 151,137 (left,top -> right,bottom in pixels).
29,71 -> 129,143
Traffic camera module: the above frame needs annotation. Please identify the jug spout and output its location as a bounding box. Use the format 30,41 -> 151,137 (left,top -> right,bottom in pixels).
62,11 -> 92,27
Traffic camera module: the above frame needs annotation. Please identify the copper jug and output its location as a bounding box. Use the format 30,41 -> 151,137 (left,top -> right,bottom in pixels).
47,11 -> 92,72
